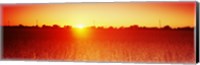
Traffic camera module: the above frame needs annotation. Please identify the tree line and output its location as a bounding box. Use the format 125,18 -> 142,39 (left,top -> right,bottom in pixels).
3,24 -> 194,30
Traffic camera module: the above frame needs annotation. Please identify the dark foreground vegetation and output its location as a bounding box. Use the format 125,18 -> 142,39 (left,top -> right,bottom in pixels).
3,25 -> 195,63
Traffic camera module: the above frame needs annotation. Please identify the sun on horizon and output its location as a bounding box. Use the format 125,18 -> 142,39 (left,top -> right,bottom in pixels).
2,2 -> 195,63
75,24 -> 85,29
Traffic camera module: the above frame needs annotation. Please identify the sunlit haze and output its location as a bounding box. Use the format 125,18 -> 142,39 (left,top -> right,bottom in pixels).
3,2 -> 195,63
2,2 -> 196,28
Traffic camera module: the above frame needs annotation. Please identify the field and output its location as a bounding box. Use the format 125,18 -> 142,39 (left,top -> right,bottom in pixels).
3,27 -> 195,63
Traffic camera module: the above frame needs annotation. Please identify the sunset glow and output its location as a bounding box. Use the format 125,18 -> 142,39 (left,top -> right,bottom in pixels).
76,24 -> 85,29
73,24 -> 89,39
2,2 -> 196,63
2,2 -> 196,28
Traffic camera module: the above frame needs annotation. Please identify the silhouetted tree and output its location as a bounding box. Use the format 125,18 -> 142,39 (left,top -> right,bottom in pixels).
64,25 -> 72,29
97,26 -> 104,29
119,26 -> 125,29
177,26 -> 193,30
42,25 -> 51,28
35,25 -> 39,28
108,26 -> 114,29
148,27 -> 158,30
163,25 -> 172,30
140,26 -> 147,29
129,25 -> 139,29
18,24 -> 24,27
42,25 -> 46,28
53,24 -> 60,28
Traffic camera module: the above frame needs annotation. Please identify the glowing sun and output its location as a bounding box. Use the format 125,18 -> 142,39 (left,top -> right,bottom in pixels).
76,24 -> 85,29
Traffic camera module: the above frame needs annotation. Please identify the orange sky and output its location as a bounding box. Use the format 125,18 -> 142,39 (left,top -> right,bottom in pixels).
2,2 -> 196,28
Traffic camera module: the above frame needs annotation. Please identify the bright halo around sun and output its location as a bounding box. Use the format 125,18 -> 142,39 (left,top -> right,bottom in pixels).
76,24 -> 85,29
73,24 -> 89,38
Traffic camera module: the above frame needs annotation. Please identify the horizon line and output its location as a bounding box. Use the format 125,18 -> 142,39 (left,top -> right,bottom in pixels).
1,24 -> 195,29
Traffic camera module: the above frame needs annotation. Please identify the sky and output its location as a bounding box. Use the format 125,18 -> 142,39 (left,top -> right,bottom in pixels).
2,2 -> 196,28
